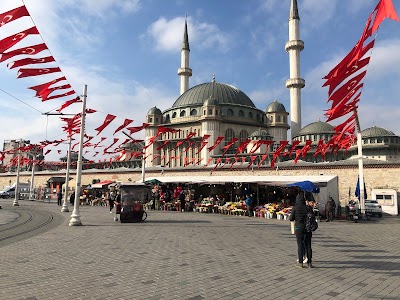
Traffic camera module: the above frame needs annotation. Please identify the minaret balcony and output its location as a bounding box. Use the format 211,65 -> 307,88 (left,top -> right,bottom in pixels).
178,67 -> 192,76
286,78 -> 305,88
285,40 -> 304,51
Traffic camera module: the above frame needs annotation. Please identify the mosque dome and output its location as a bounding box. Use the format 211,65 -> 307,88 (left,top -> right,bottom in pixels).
172,82 -> 255,109
203,97 -> 219,106
147,106 -> 162,115
361,126 -> 396,138
250,128 -> 271,139
266,100 -> 287,113
298,121 -> 334,135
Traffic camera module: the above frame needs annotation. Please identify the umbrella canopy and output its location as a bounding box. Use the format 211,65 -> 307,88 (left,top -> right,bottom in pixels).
287,180 -> 320,193
144,178 -> 163,185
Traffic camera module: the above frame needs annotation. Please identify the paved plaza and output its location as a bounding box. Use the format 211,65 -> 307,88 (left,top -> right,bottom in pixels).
1,199 -> 400,300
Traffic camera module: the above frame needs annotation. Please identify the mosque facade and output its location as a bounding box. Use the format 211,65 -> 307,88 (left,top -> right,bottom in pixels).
142,0 -> 400,169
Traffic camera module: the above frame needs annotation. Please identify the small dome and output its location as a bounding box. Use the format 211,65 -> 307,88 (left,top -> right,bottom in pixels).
148,106 -> 162,115
266,100 -> 286,113
250,128 -> 271,138
361,126 -> 396,138
203,97 -> 219,106
298,121 -> 334,135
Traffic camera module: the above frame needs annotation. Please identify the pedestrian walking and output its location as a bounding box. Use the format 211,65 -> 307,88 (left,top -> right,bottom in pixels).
57,189 -> 63,206
179,190 -> 186,212
289,191 -> 308,268
108,192 -> 114,213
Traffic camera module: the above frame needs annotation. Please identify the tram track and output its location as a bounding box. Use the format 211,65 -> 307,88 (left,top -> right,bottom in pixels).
0,204 -> 64,247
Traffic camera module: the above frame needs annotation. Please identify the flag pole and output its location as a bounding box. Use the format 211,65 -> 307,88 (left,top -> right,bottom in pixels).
355,110 -> 365,219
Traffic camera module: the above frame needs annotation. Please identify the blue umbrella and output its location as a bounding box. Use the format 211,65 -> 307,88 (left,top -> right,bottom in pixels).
287,180 -> 320,193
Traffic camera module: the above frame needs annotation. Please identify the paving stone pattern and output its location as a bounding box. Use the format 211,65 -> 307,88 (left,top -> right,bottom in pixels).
1,200 -> 400,300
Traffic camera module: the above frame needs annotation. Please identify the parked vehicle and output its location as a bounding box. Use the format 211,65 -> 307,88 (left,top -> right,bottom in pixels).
348,200 -> 359,222
0,183 -> 30,199
347,199 -> 382,219
364,199 -> 383,217
0,186 -> 14,198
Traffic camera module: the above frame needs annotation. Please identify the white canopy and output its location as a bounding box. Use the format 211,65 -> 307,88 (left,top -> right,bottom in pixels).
144,175 -> 337,187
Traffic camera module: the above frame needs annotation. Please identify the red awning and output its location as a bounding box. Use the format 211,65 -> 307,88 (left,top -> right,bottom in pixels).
92,180 -> 114,189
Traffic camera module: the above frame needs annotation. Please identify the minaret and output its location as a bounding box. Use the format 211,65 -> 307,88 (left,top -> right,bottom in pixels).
285,0 -> 305,139
178,16 -> 192,95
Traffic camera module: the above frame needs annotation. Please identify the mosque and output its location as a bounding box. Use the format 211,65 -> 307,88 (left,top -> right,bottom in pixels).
142,0 -> 400,169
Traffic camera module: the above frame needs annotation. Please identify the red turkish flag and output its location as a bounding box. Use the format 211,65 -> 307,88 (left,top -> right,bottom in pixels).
56,97 -> 82,113
329,83 -> 363,109
184,141 -> 194,152
0,6 -> 29,27
222,138 -> 238,156
235,139 -> 251,155
113,118 -> 134,135
17,67 -> 61,78
2,44 -> 49,64
42,90 -> 75,101
323,11 -> 374,83
207,136 -> 224,152
126,123 -> 149,134
301,140 -> 312,158
40,84 -> 72,100
156,140 -> 170,151
8,55 -> 54,69
96,114 -> 117,135
0,26 -> 39,53
328,71 -> 366,105
28,76 -> 66,96
371,0 -> 400,33
324,57 -> 370,95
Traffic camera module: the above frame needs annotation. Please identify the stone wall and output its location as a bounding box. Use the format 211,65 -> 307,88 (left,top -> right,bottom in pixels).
0,163 -> 398,206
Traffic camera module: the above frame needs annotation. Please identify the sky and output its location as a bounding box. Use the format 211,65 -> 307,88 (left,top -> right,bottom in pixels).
0,0 -> 399,162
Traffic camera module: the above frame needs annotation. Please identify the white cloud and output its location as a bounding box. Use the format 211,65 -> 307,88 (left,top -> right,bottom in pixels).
146,16 -> 231,53
302,0 -> 338,28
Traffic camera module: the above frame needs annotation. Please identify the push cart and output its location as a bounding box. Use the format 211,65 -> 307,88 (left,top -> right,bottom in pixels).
115,182 -> 150,223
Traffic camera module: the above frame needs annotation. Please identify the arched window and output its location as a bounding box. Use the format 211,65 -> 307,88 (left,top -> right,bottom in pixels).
248,112 -> 253,118
270,116 -> 274,122
190,109 -> 197,116
238,110 -> 244,117
203,110 -> 206,115
239,130 -> 248,142
277,116 -> 281,122
165,114 -> 170,122
149,117 -> 153,122
172,112 -> 177,118
224,129 -> 235,149
180,110 -> 186,117
227,109 -> 234,116
208,109 -> 212,115
256,114 -> 260,121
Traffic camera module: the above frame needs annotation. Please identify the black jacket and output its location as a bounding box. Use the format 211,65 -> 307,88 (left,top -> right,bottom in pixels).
289,194 -> 307,229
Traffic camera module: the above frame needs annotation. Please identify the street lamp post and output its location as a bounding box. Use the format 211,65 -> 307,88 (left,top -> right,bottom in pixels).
69,85 -> 87,226
13,139 -> 22,206
29,153 -> 36,201
61,136 -> 72,212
